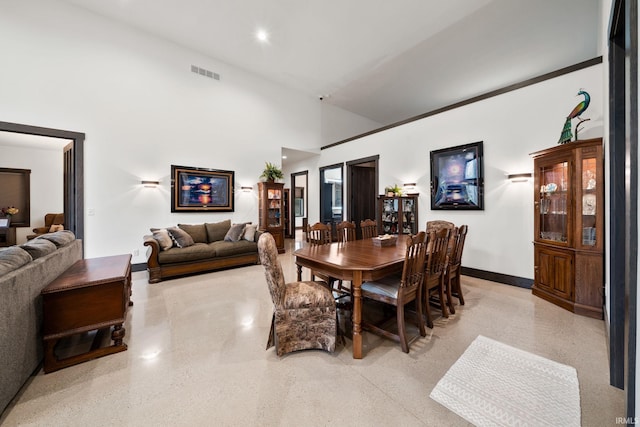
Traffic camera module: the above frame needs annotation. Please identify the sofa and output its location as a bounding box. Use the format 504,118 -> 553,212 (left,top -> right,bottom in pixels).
0,231 -> 82,414
144,220 -> 262,283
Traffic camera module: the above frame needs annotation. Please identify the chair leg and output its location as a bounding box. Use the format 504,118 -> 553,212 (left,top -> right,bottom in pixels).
456,275 -> 465,305
397,304 -> 409,353
446,275 -> 456,315
424,290 -> 434,329
266,314 -> 275,350
415,293 -> 426,337
439,284 -> 449,318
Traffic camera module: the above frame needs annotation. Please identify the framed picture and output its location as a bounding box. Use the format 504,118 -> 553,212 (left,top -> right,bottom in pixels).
0,218 -> 9,228
430,141 -> 484,210
171,165 -> 234,212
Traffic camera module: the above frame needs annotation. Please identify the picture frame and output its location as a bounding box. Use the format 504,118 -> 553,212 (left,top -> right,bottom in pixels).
0,218 -> 9,228
430,141 -> 484,210
171,165 -> 234,212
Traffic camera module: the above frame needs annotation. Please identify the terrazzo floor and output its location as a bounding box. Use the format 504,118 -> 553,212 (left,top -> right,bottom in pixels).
0,238 -> 624,426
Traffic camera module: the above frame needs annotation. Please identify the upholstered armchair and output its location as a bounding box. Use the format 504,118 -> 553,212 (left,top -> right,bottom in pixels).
28,213 -> 64,240
258,233 -> 337,356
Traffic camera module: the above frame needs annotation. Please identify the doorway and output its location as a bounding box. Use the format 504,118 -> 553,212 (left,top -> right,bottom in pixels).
347,156 -> 379,239
0,121 -> 84,243
290,170 -> 308,237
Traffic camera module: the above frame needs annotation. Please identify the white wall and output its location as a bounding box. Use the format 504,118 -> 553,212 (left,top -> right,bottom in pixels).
0,143 -> 65,244
317,65 -> 604,280
0,0 -> 375,263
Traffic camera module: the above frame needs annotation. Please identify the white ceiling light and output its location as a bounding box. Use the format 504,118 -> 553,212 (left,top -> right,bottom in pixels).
256,29 -> 269,43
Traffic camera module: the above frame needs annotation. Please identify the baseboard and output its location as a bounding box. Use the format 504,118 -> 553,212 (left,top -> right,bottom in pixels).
461,266 -> 534,289
132,262 -> 146,273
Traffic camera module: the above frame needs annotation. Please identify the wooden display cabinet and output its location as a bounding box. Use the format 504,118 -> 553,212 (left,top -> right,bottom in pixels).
377,195 -> 418,235
258,182 -> 285,253
531,138 -> 603,319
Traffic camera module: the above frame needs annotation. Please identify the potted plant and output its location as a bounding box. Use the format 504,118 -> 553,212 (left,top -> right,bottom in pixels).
384,184 -> 402,197
260,162 -> 284,183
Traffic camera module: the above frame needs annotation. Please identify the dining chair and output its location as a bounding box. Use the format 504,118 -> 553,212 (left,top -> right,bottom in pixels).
258,233 -> 337,356
445,225 -> 468,313
426,220 -> 455,232
423,228 -> 451,328
306,222 -> 343,293
361,231 -> 427,353
360,219 -> 378,239
336,220 -> 357,243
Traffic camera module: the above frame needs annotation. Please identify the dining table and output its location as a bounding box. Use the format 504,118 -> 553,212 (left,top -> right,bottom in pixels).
294,235 -> 409,359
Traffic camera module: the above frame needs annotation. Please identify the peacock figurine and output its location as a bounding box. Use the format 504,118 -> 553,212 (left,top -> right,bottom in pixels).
557,89 -> 590,144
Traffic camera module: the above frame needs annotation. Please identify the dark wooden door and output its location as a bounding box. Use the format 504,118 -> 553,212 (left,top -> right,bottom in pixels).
350,164 -> 376,239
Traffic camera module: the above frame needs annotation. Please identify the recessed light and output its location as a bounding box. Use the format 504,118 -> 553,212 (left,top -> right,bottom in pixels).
256,29 -> 269,43
282,155 -> 287,159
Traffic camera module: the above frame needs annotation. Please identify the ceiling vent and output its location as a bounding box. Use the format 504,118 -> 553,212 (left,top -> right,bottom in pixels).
190,65 -> 220,81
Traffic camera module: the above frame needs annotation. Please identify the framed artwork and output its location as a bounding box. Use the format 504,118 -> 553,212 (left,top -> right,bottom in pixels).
0,218 -> 9,228
430,141 -> 484,210
171,165 -> 234,212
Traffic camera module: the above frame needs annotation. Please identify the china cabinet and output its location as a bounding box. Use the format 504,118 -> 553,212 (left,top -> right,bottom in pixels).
377,195 -> 418,235
531,138 -> 603,319
258,182 -> 285,253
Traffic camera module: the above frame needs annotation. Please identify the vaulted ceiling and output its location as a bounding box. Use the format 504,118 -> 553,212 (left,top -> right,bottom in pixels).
60,0 -> 602,129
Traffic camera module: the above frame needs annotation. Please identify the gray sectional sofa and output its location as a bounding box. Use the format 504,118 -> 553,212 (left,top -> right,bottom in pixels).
0,231 -> 82,414
143,220 -> 261,283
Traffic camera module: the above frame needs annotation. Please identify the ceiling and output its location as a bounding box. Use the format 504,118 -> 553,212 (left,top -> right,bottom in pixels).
59,0 -> 601,130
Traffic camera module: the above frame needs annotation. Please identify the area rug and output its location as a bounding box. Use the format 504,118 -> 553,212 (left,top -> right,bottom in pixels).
430,335 -> 580,426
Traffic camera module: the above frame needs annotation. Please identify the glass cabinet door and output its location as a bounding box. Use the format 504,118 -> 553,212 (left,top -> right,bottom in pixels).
381,198 -> 399,234
267,188 -> 282,227
401,198 -> 416,234
538,160 -> 569,243
579,156 -> 598,247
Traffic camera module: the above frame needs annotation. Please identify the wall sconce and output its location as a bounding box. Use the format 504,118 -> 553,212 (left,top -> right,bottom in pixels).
507,173 -> 532,183
403,182 -> 418,195
240,186 -> 253,192
141,180 -> 160,188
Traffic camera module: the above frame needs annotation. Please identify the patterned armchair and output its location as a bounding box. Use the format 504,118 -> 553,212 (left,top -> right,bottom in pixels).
258,233 -> 337,356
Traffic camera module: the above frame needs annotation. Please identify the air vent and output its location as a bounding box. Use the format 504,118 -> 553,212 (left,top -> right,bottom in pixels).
190,65 -> 220,81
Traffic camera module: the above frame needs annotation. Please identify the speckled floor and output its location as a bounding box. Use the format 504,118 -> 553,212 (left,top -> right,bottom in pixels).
0,238 -> 624,426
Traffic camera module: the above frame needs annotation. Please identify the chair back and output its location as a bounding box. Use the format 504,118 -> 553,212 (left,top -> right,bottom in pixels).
425,228 -> 450,281
400,231 -> 427,289
307,222 -> 332,246
450,225 -> 468,268
426,220 -> 455,233
45,213 -> 64,227
257,233 -> 286,306
360,219 -> 378,239
336,221 -> 356,242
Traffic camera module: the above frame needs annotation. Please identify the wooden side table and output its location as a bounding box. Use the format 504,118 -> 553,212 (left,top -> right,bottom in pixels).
41,254 -> 132,373
0,226 -> 16,247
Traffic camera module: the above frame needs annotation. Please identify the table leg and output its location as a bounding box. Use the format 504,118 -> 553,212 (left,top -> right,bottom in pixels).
296,263 -> 302,281
351,270 -> 363,359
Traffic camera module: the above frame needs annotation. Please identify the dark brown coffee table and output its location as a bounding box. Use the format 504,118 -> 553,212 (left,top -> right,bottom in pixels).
41,254 -> 132,373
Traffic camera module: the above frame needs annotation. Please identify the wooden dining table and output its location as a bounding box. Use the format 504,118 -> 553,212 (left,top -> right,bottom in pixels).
294,235 -> 409,359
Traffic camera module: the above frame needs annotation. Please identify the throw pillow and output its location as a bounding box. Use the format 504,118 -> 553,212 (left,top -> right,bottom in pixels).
167,226 -> 195,248
178,223 -> 207,244
205,219 -> 231,242
243,224 -> 258,241
0,246 -> 33,276
21,238 -> 57,260
224,223 -> 247,242
38,230 -> 76,247
48,224 -> 64,232
152,228 -> 173,251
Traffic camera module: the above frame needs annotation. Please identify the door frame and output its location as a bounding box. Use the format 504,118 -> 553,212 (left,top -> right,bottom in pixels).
0,121 -> 84,243
347,155 -> 379,227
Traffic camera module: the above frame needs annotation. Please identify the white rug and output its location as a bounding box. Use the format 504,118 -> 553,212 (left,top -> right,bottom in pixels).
430,335 -> 581,426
